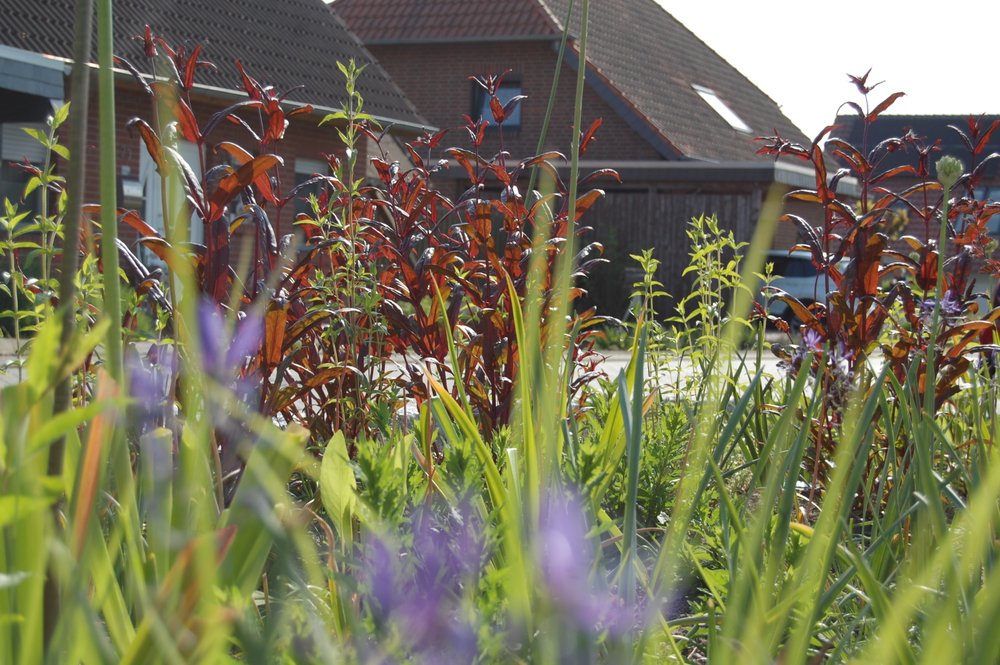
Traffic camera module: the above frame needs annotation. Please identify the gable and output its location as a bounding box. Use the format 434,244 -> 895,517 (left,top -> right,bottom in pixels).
337,0 -> 809,161
366,40 -> 664,162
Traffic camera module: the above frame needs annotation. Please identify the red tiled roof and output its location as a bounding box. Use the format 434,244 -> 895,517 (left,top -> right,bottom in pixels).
331,0 -> 563,43
544,0 -> 807,161
0,0 -> 427,127
335,0 -> 809,161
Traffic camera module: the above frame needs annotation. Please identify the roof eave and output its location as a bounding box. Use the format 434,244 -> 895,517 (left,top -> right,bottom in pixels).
59,55 -> 437,134
433,158 -> 860,196
0,44 -> 67,100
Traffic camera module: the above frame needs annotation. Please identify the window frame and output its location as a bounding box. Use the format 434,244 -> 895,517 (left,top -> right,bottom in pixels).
471,79 -> 524,131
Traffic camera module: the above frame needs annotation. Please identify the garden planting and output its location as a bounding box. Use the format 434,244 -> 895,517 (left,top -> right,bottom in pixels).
2,2 -> 1000,663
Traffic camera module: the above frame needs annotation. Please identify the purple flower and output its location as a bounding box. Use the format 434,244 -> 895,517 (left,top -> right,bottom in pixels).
126,342 -> 177,429
361,506 -> 482,663
922,289 -> 964,321
197,300 -> 263,385
801,327 -> 823,352
537,493 -> 632,636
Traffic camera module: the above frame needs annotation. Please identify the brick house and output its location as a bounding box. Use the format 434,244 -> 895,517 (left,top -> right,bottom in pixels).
0,0 -> 427,266
333,0 -> 824,313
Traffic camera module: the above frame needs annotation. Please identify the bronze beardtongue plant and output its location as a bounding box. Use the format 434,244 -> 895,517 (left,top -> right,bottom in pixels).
757,77 -> 1000,498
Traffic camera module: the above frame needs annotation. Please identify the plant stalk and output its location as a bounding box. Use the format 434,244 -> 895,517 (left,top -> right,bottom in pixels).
45,0 -> 95,645
98,0 -> 122,383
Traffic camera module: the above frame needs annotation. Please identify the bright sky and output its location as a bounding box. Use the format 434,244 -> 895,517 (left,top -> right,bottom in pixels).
657,0 -> 1000,140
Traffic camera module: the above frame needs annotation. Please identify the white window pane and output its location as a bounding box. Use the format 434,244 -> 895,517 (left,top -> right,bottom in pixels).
692,84 -> 752,134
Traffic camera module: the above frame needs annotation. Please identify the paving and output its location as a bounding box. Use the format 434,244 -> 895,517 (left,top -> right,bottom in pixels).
0,334 -> 791,392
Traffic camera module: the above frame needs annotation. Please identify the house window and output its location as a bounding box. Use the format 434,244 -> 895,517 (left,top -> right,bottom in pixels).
472,81 -> 523,129
294,158 -> 328,217
692,84 -> 752,134
1,123 -> 46,217
138,138 -> 203,266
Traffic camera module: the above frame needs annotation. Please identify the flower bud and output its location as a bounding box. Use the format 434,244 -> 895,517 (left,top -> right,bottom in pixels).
936,155 -> 963,190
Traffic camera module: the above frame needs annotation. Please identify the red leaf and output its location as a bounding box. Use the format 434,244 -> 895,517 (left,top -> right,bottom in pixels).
216,142 -> 277,204
130,118 -> 166,172
871,164 -> 916,185
263,303 -> 290,368
848,68 -> 875,95
489,96 -> 505,123
151,81 -> 201,143
120,210 -> 161,238
502,95 -> 527,122
208,154 -> 283,222
446,148 -> 480,183
867,92 -> 905,123
578,168 -> 622,188
975,119 -> 1000,155
143,25 -> 157,58
235,60 -> 265,100
827,138 -> 869,174
572,189 -> 604,222
114,56 -> 153,96
287,105 -> 313,119
202,100 -> 263,138
183,44 -> 203,91
580,117 -> 603,156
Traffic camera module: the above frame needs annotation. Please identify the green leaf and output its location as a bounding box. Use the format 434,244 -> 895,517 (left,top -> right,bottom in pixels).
320,430 -> 357,544
20,127 -> 48,144
0,495 -> 52,527
51,101 -> 70,127
320,112 -> 349,125
27,400 -> 111,454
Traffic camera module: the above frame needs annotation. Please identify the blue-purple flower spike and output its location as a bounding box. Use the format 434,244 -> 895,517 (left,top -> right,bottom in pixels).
197,299 -> 264,384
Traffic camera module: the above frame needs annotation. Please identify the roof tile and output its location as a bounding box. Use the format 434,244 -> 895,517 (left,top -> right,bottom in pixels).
542,0 -> 808,161
0,0 -> 427,127
331,0 -> 562,43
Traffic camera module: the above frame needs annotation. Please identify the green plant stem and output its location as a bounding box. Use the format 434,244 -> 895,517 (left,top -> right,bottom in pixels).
538,0 -> 588,480
8,225 -> 21,382
48,0 -> 94,482
40,124 -> 54,289
98,0 -> 122,383
924,189 -> 951,416
46,0 -> 95,645
526,0 -> 574,203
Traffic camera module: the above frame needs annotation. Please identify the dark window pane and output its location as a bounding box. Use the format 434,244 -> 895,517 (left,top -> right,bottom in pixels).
472,82 -> 522,129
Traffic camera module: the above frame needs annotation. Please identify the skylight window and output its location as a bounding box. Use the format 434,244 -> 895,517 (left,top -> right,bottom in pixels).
692,84 -> 752,133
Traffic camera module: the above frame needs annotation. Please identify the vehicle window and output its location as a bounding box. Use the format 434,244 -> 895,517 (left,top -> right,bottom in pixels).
784,258 -> 818,278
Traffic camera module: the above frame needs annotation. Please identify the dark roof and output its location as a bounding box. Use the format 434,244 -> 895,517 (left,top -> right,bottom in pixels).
0,0 -> 427,128
330,0 -> 564,44
831,114 -> 1000,179
334,0 -> 808,161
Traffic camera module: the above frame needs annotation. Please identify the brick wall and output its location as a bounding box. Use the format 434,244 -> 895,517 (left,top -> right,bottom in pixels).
366,41 -> 662,162
68,76 -> 355,264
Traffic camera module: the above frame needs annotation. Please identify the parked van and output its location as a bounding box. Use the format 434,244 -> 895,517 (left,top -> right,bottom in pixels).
762,250 -> 847,322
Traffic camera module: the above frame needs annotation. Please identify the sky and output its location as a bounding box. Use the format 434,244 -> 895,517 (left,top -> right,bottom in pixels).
656,0 -> 1000,139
